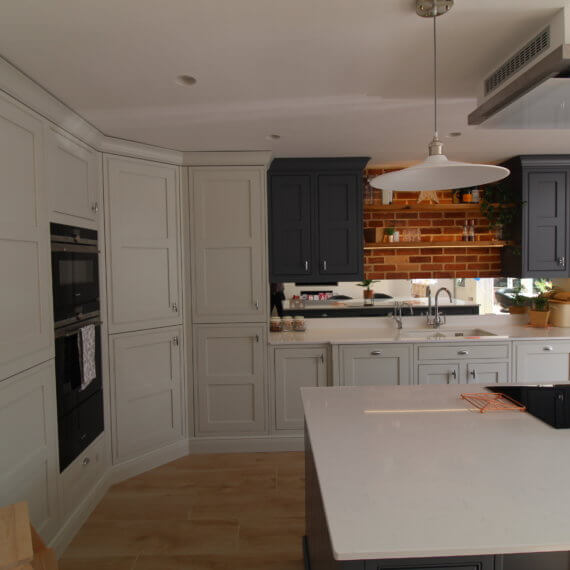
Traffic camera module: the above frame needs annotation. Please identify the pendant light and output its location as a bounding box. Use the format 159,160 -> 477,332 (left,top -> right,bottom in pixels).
370,0 -> 510,192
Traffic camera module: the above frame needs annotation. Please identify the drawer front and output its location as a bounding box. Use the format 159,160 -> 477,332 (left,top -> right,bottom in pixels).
61,434 -> 106,515
417,343 -> 509,362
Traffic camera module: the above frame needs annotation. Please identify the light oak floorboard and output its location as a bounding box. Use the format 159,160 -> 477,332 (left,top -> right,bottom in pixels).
60,452 -> 305,569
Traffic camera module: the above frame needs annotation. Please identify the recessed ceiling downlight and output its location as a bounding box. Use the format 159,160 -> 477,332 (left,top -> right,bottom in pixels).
266,134 -> 281,140
175,75 -> 197,86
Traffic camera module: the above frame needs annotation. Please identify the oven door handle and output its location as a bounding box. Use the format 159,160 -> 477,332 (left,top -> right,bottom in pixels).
55,318 -> 102,338
51,243 -> 99,254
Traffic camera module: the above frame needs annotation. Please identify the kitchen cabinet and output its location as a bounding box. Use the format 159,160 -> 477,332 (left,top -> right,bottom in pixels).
104,156 -> 182,333
190,167 -> 268,323
513,340 -> 570,383
46,126 -> 101,229
0,361 -> 59,542
110,326 -> 184,462
501,156 -> 570,277
273,345 -> 328,431
339,344 -> 412,386
365,556 -> 497,569
416,343 -> 510,385
194,323 -> 266,435
268,157 -> 369,284
0,93 -> 53,382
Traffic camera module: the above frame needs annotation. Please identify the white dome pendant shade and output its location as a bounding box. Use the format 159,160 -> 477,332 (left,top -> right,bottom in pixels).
370,0 -> 510,192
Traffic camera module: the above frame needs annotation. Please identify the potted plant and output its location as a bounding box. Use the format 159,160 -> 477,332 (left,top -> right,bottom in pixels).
357,280 -> 379,305
480,181 -> 524,240
529,295 -> 550,327
384,227 -> 395,243
509,283 -> 528,314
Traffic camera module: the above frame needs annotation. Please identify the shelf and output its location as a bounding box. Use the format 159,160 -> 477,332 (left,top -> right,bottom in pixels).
364,203 -> 515,212
364,240 -> 513,250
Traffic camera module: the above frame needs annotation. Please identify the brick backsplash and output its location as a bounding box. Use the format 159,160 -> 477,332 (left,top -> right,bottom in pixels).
363,170 -> 503,280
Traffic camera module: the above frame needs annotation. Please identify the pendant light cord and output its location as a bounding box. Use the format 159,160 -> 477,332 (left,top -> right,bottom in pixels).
433,11 -> 438,139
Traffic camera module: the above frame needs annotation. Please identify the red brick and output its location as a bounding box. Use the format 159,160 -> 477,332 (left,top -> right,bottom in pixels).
444,247 -> 466,254
373,264 -> 397,271
456,255 -> 478,262
444,263 -> 467,270
421,248 -> 442,255
409,256 -> 431,263
409,272 -> 433,279
438,220 -> 457,227
370,212 -> 396,220
385,272 -> 409,279
367,272 -> 385,280
399,213 -> 419,219
467,263 -> 490,270
433,255 -> 454,263
367,256 -> 385,263
443,227 -> 462,234
479,255 -> 500,262
414,219 -> 434,227
444,212 -> 468,219
421,228 -> 442,234
422,264 -> 442,271
433,271 -> 455,278
472,247 -> 491,254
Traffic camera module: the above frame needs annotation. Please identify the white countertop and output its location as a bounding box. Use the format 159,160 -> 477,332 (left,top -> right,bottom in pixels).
270,314 -> 570,345
302,383 -> 570,560
284,296 -> 477,310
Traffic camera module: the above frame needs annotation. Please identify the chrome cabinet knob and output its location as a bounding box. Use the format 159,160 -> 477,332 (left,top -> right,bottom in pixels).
370,350 -> 383,356
543,346 -> 554,351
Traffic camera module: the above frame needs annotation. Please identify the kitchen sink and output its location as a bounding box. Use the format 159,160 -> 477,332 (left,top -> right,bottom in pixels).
398,328 -> 507,340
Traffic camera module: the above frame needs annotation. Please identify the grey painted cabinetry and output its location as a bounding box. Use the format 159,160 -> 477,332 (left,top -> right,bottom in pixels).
339,344 -> 412,386
514,340 -> 570,383
268,157 -> 369,283
502,156 -> 570,277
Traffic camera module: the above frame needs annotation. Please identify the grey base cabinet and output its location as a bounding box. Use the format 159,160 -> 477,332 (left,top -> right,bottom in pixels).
273,345 -> 328,431
513,340 -> 570,383
339,344 -> 412,386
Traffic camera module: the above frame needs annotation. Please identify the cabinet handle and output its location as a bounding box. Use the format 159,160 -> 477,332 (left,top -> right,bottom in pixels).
558,257 -> 566,267
450,370 -> 457,380
172,336 -> 179,346
322,260 -> 327,271
171,302 -> 178,312
370,350 -> 383,356
320,353 -> 324,363
305,260 -> 309,272
458,350 -> 469,356
82,456 -> 91,466
543,346 -> 554,351
255,300 -> 259,310
91,202 -> 99,213
469,369 -> 476,380
255,334 -> 260,343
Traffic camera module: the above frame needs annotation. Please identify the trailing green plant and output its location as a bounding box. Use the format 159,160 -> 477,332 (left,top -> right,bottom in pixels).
532,296 -> 549,312
511,283 -> 527,307
479,181 -> 524,237
356,279 -> 379,291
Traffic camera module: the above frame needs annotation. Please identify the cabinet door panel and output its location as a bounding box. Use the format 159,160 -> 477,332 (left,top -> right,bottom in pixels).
46,127 -> 99,226
274,347 -> 327,430
466,362 -> 509,384
341,345 -> 411,386
105,157 -> 181,332
195,324 -> 266,435
191,168 -> 267,322
526,170 -> 567,274
269,174 -> 312,280
418,363 -> 460,385
515,340 -> 570,383
111,327 -> 183,462
317,174 -> 362,279
0,95 -> 53,381
0,362 -> 59,541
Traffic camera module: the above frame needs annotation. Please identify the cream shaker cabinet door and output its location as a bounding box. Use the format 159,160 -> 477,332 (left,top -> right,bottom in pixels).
340,344 -> 412,386
190,167 -> 267,323
46,126 -> 100,227
417,363 -> 460,385
195,324 -> 266,435
466,362 -> 509,384
105,157 -> 181,333
111,327 -> 183,462
0,361 -> 59,542
274,346 -> 327,431
0,95 -> 53,381
514,340 -> 570,383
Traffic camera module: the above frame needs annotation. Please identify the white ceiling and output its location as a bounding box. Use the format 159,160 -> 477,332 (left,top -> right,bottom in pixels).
2,0 -> 570,165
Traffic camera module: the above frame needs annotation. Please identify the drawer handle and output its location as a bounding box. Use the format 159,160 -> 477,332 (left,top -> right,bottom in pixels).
82,457 -> 91,466
305,260 -> 309,272
91,202 -> 99,213
469,369 -> 476,380
370,350 -> 383,356
543,346 -> 554,351
171,302 -> 178,312
458,350 -> 469,356
172,336 -> 179,346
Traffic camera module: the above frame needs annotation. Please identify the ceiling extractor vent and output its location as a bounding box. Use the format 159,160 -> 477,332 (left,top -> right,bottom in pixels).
484,27 -> 550,95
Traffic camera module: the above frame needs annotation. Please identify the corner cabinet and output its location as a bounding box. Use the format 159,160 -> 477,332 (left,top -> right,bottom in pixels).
268,157 -> 369,283
104,156 -> 182,333
502,155 -> 570,278
189,167 -> 268,323
0,94 -> 53,381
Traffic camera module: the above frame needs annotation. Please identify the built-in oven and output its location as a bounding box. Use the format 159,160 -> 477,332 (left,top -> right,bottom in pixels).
51,223 -> 99,324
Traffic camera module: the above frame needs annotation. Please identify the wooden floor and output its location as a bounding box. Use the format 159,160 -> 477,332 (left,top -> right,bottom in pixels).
59,452 -> 306,570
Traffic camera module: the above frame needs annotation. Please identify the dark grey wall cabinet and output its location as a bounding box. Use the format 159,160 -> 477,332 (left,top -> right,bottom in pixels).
268,157 -> 369,283
501,156 -> 570,278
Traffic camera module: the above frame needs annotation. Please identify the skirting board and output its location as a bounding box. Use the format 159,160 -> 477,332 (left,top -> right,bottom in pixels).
188,435 -> 304,454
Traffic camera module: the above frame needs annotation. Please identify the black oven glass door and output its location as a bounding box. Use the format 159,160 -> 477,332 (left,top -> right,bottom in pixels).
52,243 -> 99,322
55,322 -> 102,416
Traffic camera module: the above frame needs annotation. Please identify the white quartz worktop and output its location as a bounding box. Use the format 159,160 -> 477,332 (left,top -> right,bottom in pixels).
302,383 -> 570,560
269,314 -> 570,345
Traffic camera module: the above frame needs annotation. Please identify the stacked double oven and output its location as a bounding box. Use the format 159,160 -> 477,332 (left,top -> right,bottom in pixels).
51,223 -> 104,471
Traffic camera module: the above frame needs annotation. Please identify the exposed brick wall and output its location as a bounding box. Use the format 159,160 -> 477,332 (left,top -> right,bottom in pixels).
363,169 -> 503,280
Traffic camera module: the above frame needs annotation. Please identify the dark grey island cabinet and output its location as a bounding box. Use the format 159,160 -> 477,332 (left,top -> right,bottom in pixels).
501,155 -> 570,278
268,157 -> 369,284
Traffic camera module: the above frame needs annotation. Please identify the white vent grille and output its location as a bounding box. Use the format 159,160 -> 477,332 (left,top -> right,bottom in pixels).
485,27 -> 551,95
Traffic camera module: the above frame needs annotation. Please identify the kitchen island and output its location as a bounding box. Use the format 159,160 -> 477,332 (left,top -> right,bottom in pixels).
303,384 -> 570,569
